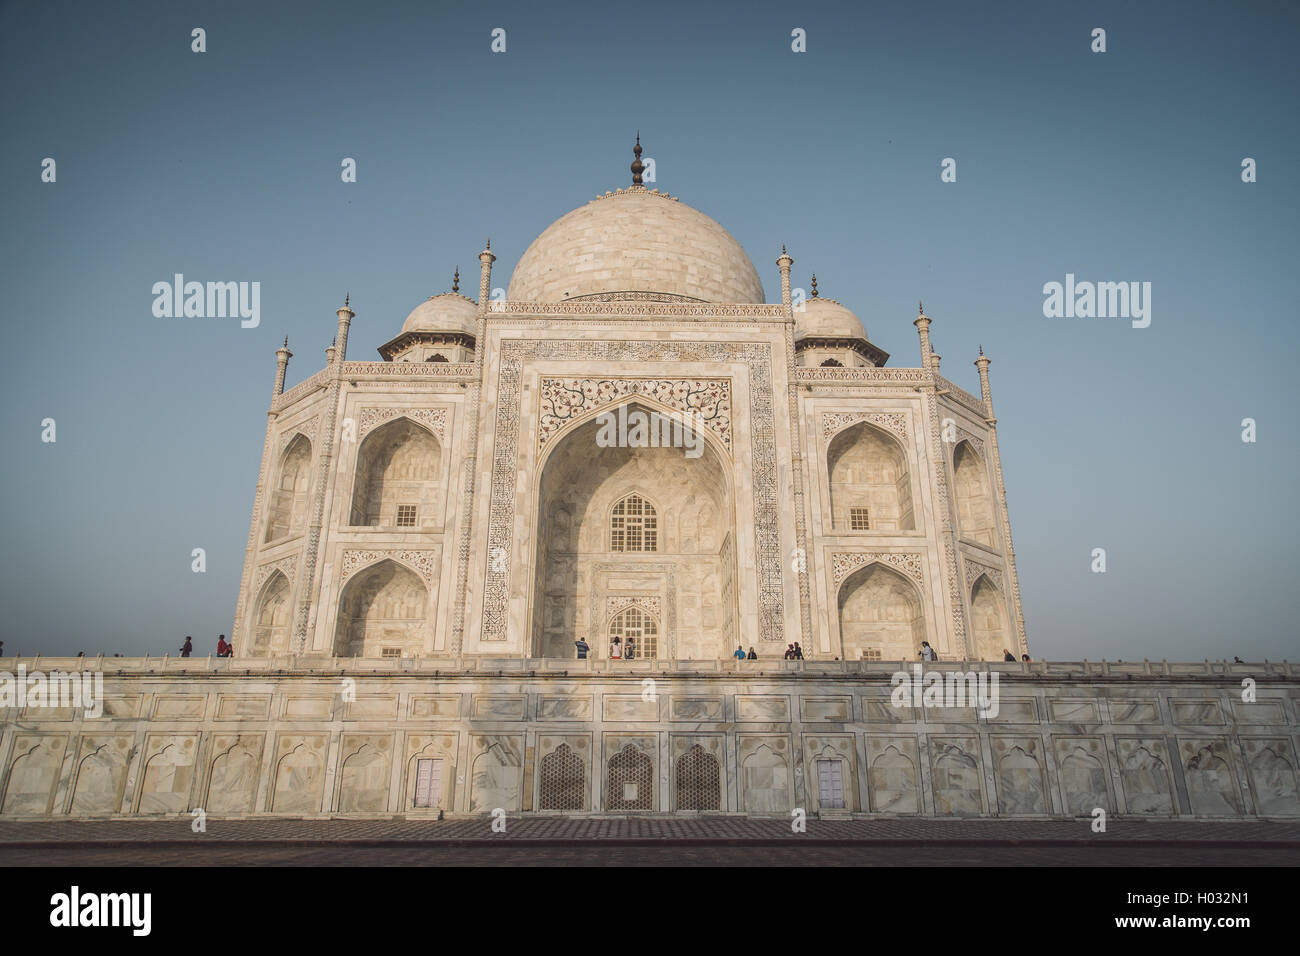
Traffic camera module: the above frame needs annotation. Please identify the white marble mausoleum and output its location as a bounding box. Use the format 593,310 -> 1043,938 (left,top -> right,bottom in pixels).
2,144 -> 1296,821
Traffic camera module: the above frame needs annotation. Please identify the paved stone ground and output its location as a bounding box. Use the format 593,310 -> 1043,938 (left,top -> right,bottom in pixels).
1,817 -> 1297,865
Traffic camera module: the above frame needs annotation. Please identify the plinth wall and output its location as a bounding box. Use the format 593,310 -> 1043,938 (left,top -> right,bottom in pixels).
2,658 -> 1296,820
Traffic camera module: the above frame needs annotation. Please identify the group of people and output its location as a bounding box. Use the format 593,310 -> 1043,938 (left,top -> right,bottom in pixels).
572,637 -> 645,660
178,635 -> 234,658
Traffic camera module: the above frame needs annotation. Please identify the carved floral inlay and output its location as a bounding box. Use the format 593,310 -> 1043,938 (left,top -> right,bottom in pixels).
278,416 -> 319,455
254,555 -> 297,593
821,412 -> 908,443
831,551 -> 925,587
340,549 -> 437,585
358,407 -> 447,442
606,595 -> 662,619
964,558 -> 1005,594
538,378 -> 731,455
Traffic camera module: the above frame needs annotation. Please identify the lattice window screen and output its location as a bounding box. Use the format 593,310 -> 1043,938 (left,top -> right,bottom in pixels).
607,743 -> 654,810
676,744 -> 721,811
538,744 -> 585,811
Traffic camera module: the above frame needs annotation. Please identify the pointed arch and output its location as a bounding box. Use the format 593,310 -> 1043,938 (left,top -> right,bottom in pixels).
969,574 -> 1010,661
265,433 -> 312,542
827,420 -> 914,531
531,398 -> 737,659
249,570 -> 292,657
349,416 -> 442,528
333,558 -> 429,657
609,604 -> 659,660
953,439 -> 997,549
837,560 -> 925,661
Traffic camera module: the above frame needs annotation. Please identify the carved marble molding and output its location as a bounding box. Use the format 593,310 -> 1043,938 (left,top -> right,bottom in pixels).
277,416 -> 319,455
936,375 -> 988,416
831,551 -> 925,588
538,378 -> 731,456
339,549 -> 438,585
795,367 -> 928,385
272,369 -> 329,412
254,555 -> 298,594
821,411 -> 908,444
483,339 -> 783,644
493,301 -> 785,318
339,361 -> 477,379
357,406 -> 447,443
606,595 -> 662,620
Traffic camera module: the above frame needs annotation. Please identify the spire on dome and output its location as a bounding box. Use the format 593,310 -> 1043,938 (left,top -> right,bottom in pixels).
631,133 -> 645,186
810,274 -> 819,298
452,267 -> 460,294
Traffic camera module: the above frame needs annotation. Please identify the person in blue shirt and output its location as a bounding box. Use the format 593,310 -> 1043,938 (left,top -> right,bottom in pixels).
574,638 -> 589,659
733,644 -> 746,660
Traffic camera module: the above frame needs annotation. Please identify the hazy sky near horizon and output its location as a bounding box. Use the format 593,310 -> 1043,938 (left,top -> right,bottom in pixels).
1,0 -> 1297,661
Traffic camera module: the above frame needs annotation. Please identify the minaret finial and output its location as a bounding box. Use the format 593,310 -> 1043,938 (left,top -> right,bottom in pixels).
452,267 -> 460,294
485,238 -> 491,251
782,243 -> 787,255
979,344 -> 984,356
631,133 -> 644,186
919,300 -> 924,314
344,292 -> 349,308
810,274 -> 819,298
283,335 -> 289,348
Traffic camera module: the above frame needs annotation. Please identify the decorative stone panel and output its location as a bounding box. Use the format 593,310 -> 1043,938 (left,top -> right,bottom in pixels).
831,551 -> 925,587
340,549 -> 438,585
357,406 -> 447,443
539,378 -> 731,456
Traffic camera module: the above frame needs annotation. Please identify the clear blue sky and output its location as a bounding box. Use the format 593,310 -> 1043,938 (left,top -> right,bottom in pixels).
1,0 -> 1296,660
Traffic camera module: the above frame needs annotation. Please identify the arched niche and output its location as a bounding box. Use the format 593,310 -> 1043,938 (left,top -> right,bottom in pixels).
530,400 -> 736,660
349,417 -> 442,528
249,571 -> 292,657
265,434 -> 312,542
333,559 -> 429,657
838,562 -> 925,661
970,574 -> 1010,661
827,421 -> 914,532
953,440 -> 997,549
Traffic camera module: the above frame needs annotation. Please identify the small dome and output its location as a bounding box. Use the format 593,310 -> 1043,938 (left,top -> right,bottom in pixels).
795,297 -> 867,340
507,187 -> 765,303
400,293 -> 478,336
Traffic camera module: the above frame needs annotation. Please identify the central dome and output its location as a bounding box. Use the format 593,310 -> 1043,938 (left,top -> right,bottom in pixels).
507,186 -> 765,304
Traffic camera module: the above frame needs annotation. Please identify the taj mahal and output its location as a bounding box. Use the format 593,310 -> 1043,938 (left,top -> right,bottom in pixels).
2,142 -> 1296,821
235,138 -> 1027,665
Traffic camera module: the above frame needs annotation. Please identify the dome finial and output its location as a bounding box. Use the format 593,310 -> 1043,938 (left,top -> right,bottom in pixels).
810,274 -> 819,298
631,133 -> 645,186
452,267 -> 460,294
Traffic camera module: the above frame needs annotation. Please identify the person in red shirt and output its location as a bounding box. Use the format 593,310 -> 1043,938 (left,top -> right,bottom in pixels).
216,635 -> 230,657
